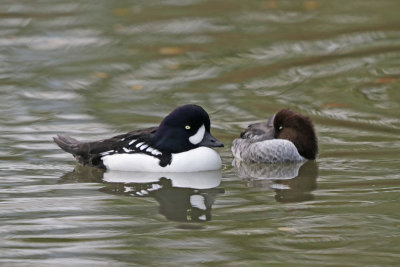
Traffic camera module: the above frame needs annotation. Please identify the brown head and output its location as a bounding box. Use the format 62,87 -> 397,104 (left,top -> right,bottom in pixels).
273,109 -> 318,160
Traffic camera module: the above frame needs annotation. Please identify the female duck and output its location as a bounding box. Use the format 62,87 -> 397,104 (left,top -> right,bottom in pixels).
232,109 -> 317,163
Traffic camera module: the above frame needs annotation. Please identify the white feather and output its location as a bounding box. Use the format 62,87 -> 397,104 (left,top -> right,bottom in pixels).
189,124 -> 205,145
128,139 -> 137,145
140,144 -> 149,150
100,150 -> 114,156
136,142 -> 144,148
151,149 -> 161,156
122,147 -> 132,153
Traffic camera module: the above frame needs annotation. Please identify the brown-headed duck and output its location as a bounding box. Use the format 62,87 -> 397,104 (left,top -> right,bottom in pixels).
232,109 -> 318,163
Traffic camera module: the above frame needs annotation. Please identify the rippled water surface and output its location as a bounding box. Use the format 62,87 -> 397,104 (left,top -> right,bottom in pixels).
1,0 -> 400,265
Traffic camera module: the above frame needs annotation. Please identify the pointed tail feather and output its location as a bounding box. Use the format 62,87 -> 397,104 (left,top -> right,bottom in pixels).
53,134 -> 82,156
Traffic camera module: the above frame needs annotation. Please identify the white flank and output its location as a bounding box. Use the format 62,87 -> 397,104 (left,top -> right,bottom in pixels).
189,124 -> 205,145
102,146 -> 221,172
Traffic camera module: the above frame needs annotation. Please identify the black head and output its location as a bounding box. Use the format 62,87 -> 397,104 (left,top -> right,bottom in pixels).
152,104 -> 224,153
273,109 -> 318,160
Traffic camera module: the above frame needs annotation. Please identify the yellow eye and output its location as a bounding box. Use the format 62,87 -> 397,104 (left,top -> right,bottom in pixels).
185,125 -> 191,130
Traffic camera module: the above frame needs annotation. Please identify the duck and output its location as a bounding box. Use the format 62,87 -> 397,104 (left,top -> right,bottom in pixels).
231,109 -> 317,163
54,104 -> 224,172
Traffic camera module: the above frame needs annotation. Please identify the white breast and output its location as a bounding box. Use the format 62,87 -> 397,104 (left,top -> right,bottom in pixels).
101,147 -> 222,172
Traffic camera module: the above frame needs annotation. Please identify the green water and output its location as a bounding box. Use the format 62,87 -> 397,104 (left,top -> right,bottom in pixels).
1,0 -> 400,265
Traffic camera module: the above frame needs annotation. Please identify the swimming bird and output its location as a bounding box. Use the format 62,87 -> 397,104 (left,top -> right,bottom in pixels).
54,104 -> 224,172
232,109 -> 317,163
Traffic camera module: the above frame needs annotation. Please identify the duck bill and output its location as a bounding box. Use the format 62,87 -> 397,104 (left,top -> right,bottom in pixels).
199,131 -> 224,148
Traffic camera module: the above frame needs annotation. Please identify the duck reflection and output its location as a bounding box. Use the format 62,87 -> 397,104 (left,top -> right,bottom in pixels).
233,160 -> 318,203
60,167 -> 224,222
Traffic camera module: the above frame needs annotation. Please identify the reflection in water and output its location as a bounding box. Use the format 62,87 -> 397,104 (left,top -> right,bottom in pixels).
0,0 -> 398,264
60,167 -> 224,222
233,160 -> 318,203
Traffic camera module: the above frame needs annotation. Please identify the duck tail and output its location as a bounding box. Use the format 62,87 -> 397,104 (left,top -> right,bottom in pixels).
53,134 -> 82,156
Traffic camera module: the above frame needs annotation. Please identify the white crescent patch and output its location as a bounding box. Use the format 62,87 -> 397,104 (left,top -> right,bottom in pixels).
189,124 -> 205,145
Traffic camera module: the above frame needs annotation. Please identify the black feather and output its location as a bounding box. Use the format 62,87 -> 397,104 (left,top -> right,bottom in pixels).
53,127 -> 173,168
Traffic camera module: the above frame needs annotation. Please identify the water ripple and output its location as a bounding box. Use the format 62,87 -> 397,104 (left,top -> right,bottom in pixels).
117,17 -> 232,35
1,0 -> 400,265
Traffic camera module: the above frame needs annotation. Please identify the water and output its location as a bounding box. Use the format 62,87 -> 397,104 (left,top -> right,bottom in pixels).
1,0 -> 400,265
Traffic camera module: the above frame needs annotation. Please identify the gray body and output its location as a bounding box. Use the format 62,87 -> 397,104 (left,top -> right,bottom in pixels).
232,138 -> 306,163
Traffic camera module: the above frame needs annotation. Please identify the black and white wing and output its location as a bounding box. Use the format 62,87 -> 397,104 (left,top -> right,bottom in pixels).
54,127 -> 172,168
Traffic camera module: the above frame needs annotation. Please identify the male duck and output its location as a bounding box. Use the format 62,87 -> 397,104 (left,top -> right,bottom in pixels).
232,109 -> 317,163
54,104 -> 224,172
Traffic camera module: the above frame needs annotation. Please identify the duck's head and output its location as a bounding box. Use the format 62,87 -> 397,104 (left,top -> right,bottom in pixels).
273,109 -> 318,160
153,104 -> 224,153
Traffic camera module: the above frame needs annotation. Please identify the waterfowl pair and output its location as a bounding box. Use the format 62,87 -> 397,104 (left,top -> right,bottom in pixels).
54,106 -> 317,172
